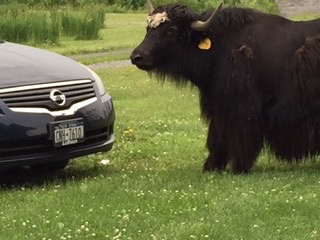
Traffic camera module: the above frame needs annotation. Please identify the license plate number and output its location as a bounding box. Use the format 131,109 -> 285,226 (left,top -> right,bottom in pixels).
50,119 -> 84,147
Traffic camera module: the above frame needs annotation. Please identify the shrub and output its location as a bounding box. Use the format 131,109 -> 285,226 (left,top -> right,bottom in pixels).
0,4 -> 106,44
0,9 -> 61,44
61,7 -> 106,40
0,0 -> 278,12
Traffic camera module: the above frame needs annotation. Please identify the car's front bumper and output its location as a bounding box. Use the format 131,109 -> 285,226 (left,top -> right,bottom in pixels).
0,93 -> 115,170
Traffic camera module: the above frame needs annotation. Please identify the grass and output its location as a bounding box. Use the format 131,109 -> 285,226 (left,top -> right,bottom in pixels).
46,13 -> 146,55
1,66 -> 320,239
291,13 -> 320,21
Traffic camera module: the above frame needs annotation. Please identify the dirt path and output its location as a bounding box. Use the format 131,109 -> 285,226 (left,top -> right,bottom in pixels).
68,49 -> 132,70
79,1 -> 320,70
275,0 -> 320,17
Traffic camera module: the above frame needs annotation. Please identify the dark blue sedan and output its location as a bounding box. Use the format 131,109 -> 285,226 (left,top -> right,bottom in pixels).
0,41 -> 115,171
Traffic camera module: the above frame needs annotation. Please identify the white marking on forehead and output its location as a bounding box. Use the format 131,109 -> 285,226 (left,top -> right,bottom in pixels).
147,11 -> 170,28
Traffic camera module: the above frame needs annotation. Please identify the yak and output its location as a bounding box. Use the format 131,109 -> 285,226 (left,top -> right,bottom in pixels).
130,0 -> 320,174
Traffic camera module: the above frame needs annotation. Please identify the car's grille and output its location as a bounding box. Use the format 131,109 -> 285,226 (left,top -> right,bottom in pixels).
0,80 -> 96,111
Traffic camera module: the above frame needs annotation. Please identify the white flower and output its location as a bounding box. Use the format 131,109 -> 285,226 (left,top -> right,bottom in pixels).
99,159 -> 110,165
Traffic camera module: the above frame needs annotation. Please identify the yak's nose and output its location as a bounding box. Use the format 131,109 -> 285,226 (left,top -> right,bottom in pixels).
130,50 -> 153,70
130,53 -> 143,65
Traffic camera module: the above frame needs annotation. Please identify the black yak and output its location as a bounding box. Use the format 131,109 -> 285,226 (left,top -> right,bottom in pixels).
130,0 -> 320,174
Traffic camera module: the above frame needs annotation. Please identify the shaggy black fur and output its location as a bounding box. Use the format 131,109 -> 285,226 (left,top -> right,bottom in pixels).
130,4 -> 320,174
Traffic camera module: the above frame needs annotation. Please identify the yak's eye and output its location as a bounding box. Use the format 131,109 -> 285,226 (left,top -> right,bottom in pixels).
167,26 -> 179,37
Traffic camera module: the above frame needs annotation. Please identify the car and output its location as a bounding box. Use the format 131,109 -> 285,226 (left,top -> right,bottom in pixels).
0,41 -> 115,172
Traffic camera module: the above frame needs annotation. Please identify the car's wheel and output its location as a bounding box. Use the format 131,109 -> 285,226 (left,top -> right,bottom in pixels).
31,159 -> 70,172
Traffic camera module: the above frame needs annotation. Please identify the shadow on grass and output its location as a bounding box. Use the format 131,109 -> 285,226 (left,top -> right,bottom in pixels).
254,158 -> 320,175
0,164 -> 114,189
201,159 -> 320,176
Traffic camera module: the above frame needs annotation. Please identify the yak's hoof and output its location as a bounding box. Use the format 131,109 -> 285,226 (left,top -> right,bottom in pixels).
231,166 -> 252,175
203,160 -> 215,172
202,158 -> 227,173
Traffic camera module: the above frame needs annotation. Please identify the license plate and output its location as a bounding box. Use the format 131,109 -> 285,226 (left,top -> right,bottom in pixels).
50,119 -> 84,147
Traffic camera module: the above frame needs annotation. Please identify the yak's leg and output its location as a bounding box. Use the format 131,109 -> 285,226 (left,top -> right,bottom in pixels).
203,120 -> 229,172
227,45 -> 263,174
229,131 -> 263,174
226,99 -> 264,174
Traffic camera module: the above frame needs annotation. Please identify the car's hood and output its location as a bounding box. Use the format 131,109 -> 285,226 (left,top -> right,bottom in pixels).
0,42 -> 93,89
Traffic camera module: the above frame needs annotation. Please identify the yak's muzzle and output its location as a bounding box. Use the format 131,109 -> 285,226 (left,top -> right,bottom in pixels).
130,50 -> 154,70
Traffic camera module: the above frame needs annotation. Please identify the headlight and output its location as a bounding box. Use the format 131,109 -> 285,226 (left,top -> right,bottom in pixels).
83,65 -> 106,96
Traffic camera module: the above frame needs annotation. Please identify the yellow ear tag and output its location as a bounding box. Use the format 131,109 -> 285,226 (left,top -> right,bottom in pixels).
198,38 -> 211,50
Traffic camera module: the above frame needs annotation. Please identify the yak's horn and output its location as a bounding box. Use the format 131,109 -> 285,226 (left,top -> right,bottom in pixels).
147,0 -> 154,14
191,2 -> 223,32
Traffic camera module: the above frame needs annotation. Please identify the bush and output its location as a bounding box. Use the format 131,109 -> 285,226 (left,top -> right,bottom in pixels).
61,7 -> 106,40
113,0 -> 278,12
0,9 -> 61,44
0,0 -> 278,12
0,0 -> 278,45
0,4 -> 106,44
